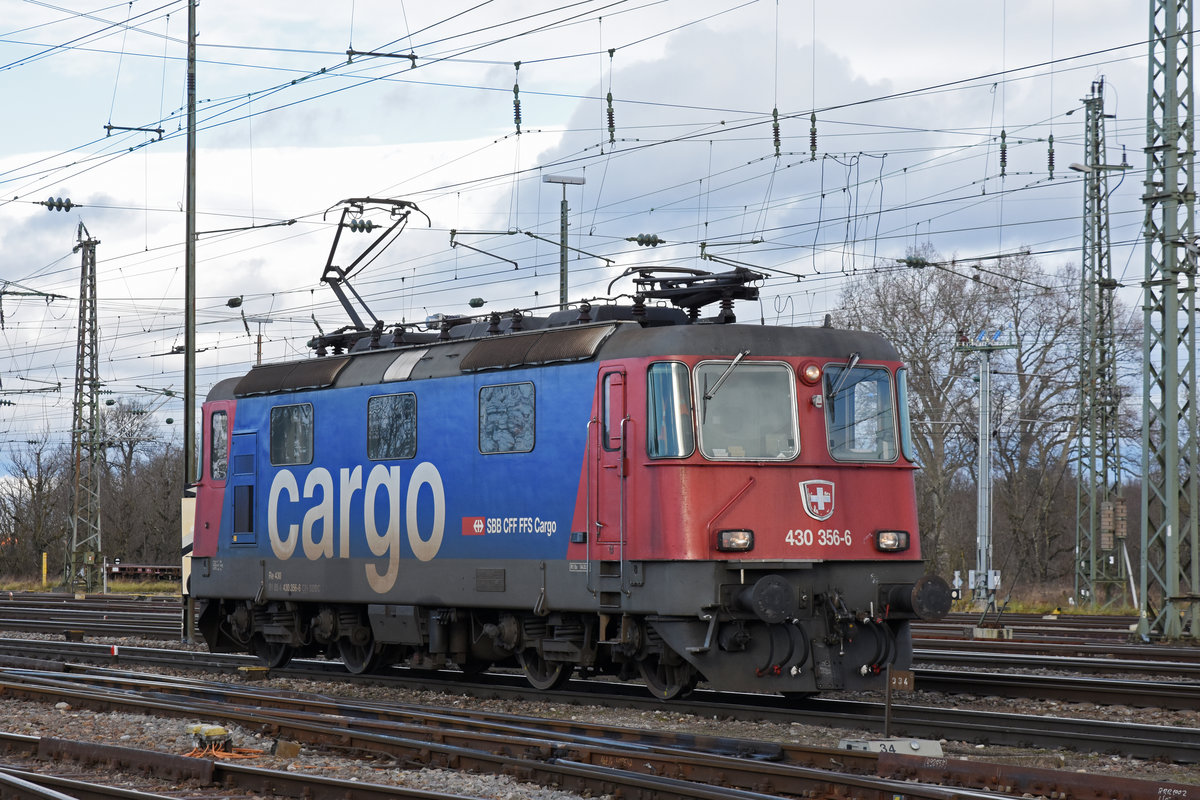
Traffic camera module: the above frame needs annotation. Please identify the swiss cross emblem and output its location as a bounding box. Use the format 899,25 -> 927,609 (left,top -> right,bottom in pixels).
800,480 -> 835,521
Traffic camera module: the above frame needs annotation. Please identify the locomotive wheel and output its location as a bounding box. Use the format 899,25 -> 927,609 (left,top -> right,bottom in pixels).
251,635 -> 293,669
637,654 -> 697,700
516,648 -> 573,690
338,638 -> 381,674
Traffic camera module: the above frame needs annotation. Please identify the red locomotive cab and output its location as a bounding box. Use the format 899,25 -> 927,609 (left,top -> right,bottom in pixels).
573,353 -> 930,567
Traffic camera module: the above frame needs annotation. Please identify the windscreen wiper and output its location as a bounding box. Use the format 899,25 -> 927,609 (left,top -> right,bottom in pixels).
826,352 -> 861,400
705,350 -> 749,401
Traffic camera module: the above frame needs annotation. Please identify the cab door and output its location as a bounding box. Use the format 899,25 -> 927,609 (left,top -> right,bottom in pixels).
592,369 -> 627,557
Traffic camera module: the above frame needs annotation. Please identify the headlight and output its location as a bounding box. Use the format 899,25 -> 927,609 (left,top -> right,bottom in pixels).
875,530 -> 910,552
717,529 -> 754,552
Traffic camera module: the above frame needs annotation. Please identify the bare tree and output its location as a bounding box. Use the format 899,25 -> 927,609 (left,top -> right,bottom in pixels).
0,432 -> 70,580
98,400 -> 181,566
838,247 -> 1110,592
837,245 -> 984,575
983,254 -> 1082,584
115,440 -> 183,564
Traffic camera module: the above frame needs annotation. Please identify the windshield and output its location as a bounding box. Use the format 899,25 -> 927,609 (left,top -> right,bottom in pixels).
695,361 -> 798,460
823,364 -> 897,462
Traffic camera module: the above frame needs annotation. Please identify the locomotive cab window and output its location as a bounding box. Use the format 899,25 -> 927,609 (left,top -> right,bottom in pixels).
479,382 -> 535,453
823,364 -> 898,462
897,367 -> 917,462
269,403 -> 313,466
647,362 -> 695,458
602,371 -> 625,451
695,361 -> 797,461
368,393 -> 417,460
209,410 -> 229,480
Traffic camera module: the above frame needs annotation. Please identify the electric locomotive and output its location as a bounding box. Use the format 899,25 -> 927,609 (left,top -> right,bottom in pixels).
190,254 -> 949,699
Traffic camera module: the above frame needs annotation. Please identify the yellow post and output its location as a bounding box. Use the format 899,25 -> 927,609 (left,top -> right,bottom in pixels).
41,552 -> 47,587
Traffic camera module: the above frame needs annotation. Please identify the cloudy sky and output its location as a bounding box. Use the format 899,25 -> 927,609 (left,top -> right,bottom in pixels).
0,1 -> 1148,452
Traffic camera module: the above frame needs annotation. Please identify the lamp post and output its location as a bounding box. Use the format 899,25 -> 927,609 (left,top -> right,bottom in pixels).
955,329 -> 1016,605
542,174 -> 585,309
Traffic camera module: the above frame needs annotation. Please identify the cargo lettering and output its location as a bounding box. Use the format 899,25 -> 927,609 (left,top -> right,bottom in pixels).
266,462 -> 445,593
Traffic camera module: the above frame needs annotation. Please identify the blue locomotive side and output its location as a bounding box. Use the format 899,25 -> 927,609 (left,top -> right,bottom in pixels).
213,364 -> 597,589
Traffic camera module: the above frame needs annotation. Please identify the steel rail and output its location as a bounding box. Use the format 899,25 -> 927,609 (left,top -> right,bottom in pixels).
0,656 -> 1193,800
3,638 -> 1200,761
0,671 -> 997,800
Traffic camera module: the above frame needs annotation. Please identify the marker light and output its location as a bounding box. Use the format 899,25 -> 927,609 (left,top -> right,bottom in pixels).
875,530 -> 910,552
717,529 -> 755,552
800,363 -> 822,385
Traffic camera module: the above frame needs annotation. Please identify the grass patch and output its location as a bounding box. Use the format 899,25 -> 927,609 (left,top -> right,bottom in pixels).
0,577 -> 50,592
0,576 -> 179,595
105,578 -> 180,595
950,597 -> 1138,616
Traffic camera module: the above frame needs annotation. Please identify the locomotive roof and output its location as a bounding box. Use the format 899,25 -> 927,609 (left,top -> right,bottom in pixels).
208,317 -> 900,401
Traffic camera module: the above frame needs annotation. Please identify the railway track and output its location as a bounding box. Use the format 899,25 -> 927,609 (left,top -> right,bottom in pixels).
0,659 -> 1189,800
0,592 -> 181,640
0,593 -> 1155,646
0,593 -> 1178,653
919,610 -> 1140,640
0,733 -> 527,800
1,636 -> 1199,764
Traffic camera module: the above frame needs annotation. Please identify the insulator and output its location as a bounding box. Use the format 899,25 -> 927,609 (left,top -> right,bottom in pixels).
999,129 -> 1007,177
772,107 -> 781,157
809,111 -> 817,160
1047,134 -> 1055,178
513,61 -> 522,135
606,91 -> 615,145
349,218 -> 376,233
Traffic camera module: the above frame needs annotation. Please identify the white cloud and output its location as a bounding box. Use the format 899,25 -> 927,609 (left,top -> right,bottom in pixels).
0,1 -> 1153,448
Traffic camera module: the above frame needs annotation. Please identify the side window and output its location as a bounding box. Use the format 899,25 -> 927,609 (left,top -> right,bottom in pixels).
210,410 -> 228,480
823,365 -> 897,462
647,362 -> 695,458
479,382 -> 535,453
270,403 -> 313,466
897,368 -> 917,462
602,372 -> 624,451
368,393 -> 417,460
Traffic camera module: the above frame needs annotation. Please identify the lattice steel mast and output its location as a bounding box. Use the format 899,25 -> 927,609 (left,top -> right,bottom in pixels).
1074,78 -> 1129,607
67,223 -> 102,591
1139,0 -> 1199,638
